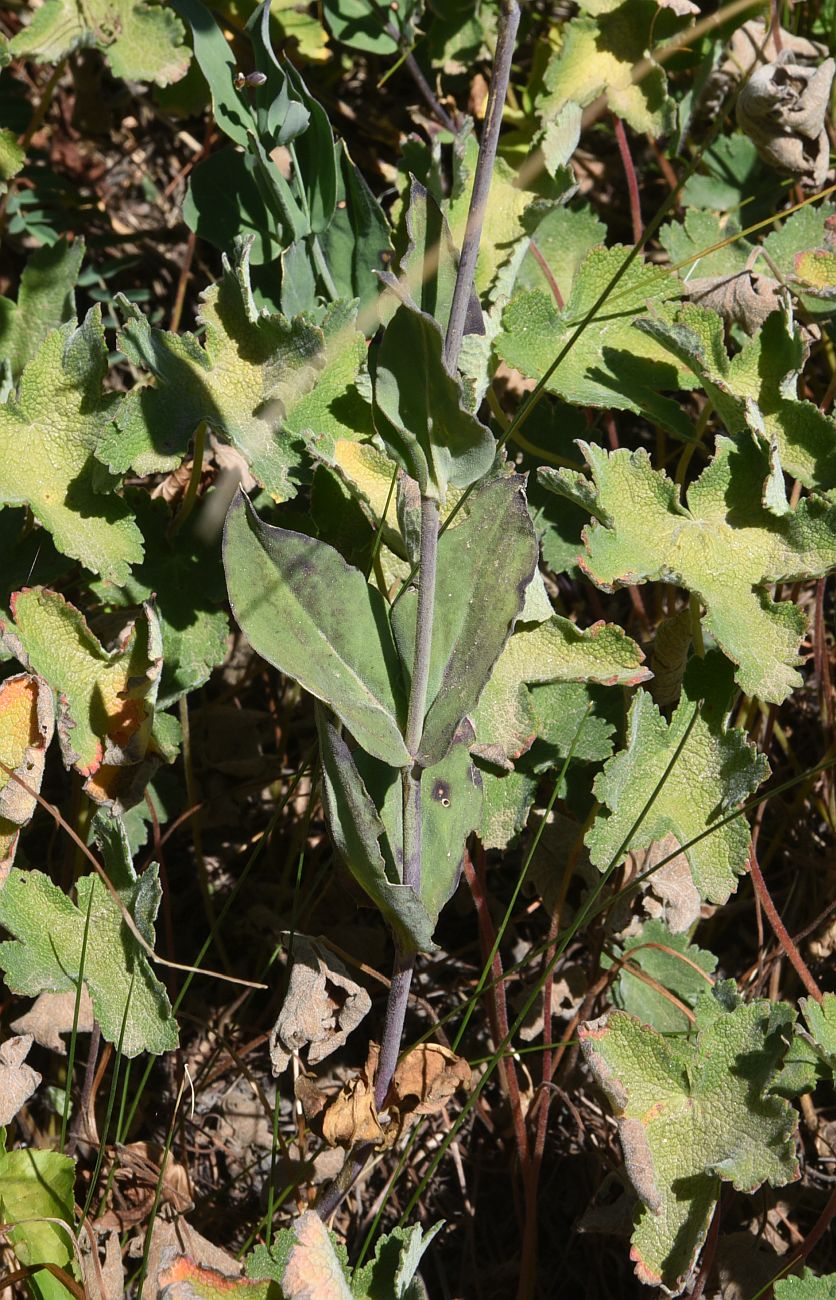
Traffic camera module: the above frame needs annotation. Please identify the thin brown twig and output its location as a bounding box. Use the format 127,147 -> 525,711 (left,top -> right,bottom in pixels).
747,842 -> 822,1002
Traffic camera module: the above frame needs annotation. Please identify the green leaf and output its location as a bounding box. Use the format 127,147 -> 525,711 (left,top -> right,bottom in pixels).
100,241 -> 328,491
319,141 -> 392,322
446,130 -> 530,296
353,1221 -> 443,1299
540,437 -> 836,703
776,1270 -> 836,1299
763,203 -> 836,320
90,492 -> 230,708
171,0 -> 257,147
580,984 -> 799,1294
224,489 -> 409,767
586,653 -> 769,904
3,586 -> 171,810
283,298 -> 374,444
639,301 -> 836,494
681,132 -> 774,218
607,918 -> 718,1034
513,206 -> 606,301
798,992 -> 836,1082
10,0 -> 189,85
497,249 -> 693,437
0,1148 -> 76,1300
372,300 -> 496,501
0,814 -> 178,1056
471,614 -> 649,769
391,475 -> 538,766
537,2 -> 675,135
660,207 -> 751,280
0,674 -> 54,878
357,720 -> 483,928
317,709 -> 435,954
477,766 -> 538,851
396,177 -> 461,333
0,127 -> 24,195
184,149 -> 281,266
0,309 -> 143,583
0,238 -> 84,380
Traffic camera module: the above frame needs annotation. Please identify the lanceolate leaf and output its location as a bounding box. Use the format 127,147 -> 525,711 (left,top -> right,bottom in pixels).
0,813 -> 178,1057
0,309 -> 143,584
586,653 -> 769,904
391,475 -> 538,766
372,300 -> 496,501
638,302 -> 836,494
224,490 -> 409,767
0,675 -> 54,881
580,984 -> 799,1295
99,241 -> 329,493
317,710 -> 435,954
540,437 -> 836,704
496,249 -> 692,437
472,614 -> 649,769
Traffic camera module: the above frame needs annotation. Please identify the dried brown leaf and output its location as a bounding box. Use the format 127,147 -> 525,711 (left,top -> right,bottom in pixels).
737,51 -> 835,189
321,1043 -> 384,1147
0,1033 -> 41,1124
385,1043 -> 472,1137
11,988 -> 95,1055
269,936 -> 371,1075
81,1226 -> 124,1300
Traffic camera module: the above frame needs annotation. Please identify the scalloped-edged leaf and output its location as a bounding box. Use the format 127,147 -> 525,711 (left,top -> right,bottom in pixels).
639,301 -> 836,494
10,0 -> 189,84
537,2 -> 675,135
0,813 -> 178,1057
446,130 -> 530,296
0,1148 -> 76,1300
372,300 -> 496,502
224,490 -> 409,767
0,674 -> 54,882
798,992 -> 836,1082
155,1259 -> 271,1300
317,709 -> 434,954
91,492 -> 229,708
472,615 -> 649,769
0,309 -> 143,583
391,475 -> 538,766
540,436 -> 836,703
0,239 -> 83,380
478,766 -> 539,851
0,128 -> 23,196
497,249 -> 692,437
660,208 -> 751,280
99,242 -> 330,495
580,984 -> 800,1295
352,1220 -> 444,1299
776,1270 -> 836,1298
586,653 -> 769,904
607,917 -> 718,1034
285,298 -> 373,443
2,586 -> 171,810
514,206 -> 606,300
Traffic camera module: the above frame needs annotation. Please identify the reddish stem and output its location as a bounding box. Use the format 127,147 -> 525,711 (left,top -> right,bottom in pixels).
687,1197 -> 721,1300
527,239 -> 565,308
613,115 -> 643,244
462,846 -> 529,1171
815,578 -> 834,733
747,843 -> 822,1002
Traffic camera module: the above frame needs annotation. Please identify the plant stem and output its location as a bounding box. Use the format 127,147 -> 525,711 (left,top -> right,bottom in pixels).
443,0 -> 520,372
747,842 -> 822,1002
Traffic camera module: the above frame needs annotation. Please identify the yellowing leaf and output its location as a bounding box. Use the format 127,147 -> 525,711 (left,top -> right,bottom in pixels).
100,242 -> 331,495
0,309 -> 143,583
580,984 -> 799,1294
0,1148 -> 76,1300
472,615 -> 649,769
538,2 -> 675,135
0,674 -> 54,882
540,436 -> 836,703
586,653 -> 769,903
2,587 -> 171,809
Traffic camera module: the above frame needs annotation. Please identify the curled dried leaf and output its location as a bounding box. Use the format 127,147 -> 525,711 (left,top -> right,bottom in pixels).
684,270 -> 783,335
11,988 -> 96,1055
736,51 -> 835,189
320,1042 -> 385,1147
698,20 -> 827,121
384,1043 -> 472,1138
0,1033 -> 41,1125
269,936 -> 371,1075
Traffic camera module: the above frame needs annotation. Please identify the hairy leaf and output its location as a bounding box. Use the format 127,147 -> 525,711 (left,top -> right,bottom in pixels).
2,587 -> 172,810
639,301 -> 836,494
580,984 -> 799,1294
540,437 -> 836,703
392,475 -> 538,765
0,239 -> 84,379
497,249 -> 692,436
472,615 -> 649,769
608,918 -> 718,1034
0,813 -> 178,1056
586,653 -> 769,903
0,674 -> 54,881
100,242 -> 329,493
776,1270 -> 836,1298
10,0 -> 189,85
224,490 -> 409,767
0,309 -> 143,583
